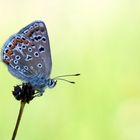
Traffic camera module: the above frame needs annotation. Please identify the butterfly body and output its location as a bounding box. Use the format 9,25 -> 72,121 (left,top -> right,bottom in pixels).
2,21 -> 56,95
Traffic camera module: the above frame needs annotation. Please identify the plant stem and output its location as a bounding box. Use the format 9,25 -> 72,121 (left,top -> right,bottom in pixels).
11,101 -> 26,140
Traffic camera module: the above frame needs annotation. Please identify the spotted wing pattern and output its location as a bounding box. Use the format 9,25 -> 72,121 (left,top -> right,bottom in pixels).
2,21 -> 52,82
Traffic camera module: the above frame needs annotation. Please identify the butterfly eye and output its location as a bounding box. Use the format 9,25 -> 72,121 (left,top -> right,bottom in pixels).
47,79 -> 57,88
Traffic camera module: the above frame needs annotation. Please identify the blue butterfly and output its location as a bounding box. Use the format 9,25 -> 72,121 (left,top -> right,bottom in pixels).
2,20 -> 79,96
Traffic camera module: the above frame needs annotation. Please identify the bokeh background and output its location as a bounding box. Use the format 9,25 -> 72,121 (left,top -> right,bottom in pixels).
0,0 -> 140,140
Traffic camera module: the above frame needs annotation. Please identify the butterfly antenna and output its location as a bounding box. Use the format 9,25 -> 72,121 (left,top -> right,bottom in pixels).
53,73 -> 80,84
55,78 -> 75,84
53,73 -> 80,79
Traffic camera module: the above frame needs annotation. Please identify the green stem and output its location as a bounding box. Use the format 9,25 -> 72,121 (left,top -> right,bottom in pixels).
11,101 -> 26,140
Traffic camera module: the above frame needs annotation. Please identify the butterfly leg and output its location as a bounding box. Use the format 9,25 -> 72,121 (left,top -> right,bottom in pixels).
33,91 -> 44,97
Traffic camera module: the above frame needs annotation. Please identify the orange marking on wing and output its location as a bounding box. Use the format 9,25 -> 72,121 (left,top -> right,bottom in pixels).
26,32 -> 31,37
29,41 -> 33,46
16,39 -> 23,43
13,39 -> 17,46
23,40 -> 29,44
6,49 -> 13,56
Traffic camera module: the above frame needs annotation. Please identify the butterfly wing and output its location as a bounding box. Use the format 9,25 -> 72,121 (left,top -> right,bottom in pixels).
18,20 -> 52,77
2,21 -> 52,83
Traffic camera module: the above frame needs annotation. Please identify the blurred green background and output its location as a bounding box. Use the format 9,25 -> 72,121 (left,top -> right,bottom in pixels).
0,0 -> 140,140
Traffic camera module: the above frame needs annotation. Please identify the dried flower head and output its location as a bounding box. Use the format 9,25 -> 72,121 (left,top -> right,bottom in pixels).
12,83 -> 36,103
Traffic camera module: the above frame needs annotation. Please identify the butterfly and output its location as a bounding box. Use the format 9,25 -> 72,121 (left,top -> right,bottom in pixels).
2,20 -> 79,96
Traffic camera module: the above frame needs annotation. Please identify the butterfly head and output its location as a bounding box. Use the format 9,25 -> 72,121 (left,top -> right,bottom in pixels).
47,73 -> 80,87
46,78 -> 57,88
